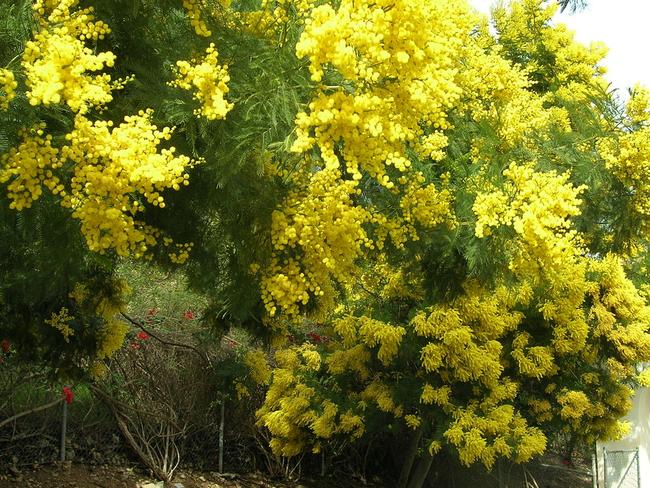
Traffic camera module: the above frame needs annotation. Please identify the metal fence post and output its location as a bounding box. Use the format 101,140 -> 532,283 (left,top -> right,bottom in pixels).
218,400 -> 224,473
603,448 -> 608,488
60,400 -> 67,462
592,449 -> 598,488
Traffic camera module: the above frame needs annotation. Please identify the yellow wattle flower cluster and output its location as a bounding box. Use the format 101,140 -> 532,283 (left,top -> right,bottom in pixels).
301,347 -> 321,371
444,405 -> 547,467
420,384 -> 452,407
412,283 -> 522,387
168,242 -> 194,264
334,316 -> 405,366
261,0 -> 473,315
45,307 -> 75,342
361,380 -> 403,417
0,69 -> 17,111
96,318 -> 128,360
473,163 -> 592,355
93,280 -> 130,360
325,344 -> 370,379
457,47 -> 571,149
588,255 -> 650,363
511,332 -> 556,379
66,279 -> 130,371
61,111 -> 192,256
557,390 -> 590,422
599,89 -> 650,234
256,346 -> 365,456
181,0 -> 212,37
400,174 -> 456,231
491,0 -> 609,104
553,383 -> 632,442
236,0 -> 316,38
372,262 -> 425,302
33,0 -> 79,22
626,84 -> 650,125
473,163 -> 585,245
2,2 -> 194,259
260,167 -> 372,317
0,124 -> 61,210
1,111 -> 194,257
170,43 -> 233,121
23,1 -> 121,114
292,0 -> 472,186
244,348 -> 272,385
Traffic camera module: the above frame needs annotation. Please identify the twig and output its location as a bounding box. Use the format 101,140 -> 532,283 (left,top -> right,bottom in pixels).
0,397 -> 63,430
537,463 -> 592,476
120,312 -> 212,368
358,282 -> 383,301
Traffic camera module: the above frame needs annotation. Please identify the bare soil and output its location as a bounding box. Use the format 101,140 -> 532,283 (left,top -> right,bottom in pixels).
0,463 -> 385,488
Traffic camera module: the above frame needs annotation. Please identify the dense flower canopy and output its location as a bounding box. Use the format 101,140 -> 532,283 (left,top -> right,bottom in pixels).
1,0 -> 650,481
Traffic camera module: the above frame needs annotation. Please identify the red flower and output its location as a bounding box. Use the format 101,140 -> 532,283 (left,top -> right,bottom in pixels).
306,331 -> 330,344
62,386 -> 74,405
131,342 -> 141,350
137,331 -> 150,341
307,331 -> 323,343
183,310 -> 196,320
1,339 -> 10,353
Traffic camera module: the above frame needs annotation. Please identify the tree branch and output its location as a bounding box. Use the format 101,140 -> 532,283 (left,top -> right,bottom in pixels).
0,397 -> 63,430
120,312 -> 212,368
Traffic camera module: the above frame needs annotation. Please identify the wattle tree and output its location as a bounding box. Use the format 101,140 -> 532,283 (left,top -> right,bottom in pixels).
1,1 -> 650,487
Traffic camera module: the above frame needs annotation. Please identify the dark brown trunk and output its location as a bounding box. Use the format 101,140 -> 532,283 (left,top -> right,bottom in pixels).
406,451 -> 434,488
397,426 -> 423,488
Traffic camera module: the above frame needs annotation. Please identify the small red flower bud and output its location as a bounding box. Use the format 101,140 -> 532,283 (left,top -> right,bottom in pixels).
1,339 -> 10,353
183,310 -> 196,320
137,331 -> 150,341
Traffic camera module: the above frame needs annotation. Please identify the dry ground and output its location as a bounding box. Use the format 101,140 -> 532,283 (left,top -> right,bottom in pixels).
0,463 -> 385,488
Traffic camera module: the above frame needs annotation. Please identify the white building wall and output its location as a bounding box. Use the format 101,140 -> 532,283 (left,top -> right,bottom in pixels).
596,388 -> 650,487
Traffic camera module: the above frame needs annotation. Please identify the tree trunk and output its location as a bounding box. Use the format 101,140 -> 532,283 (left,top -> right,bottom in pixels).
406,451 -> 434,488
113,413 -> 169,481
397,426 -> 423,488
91,385 -> 169,481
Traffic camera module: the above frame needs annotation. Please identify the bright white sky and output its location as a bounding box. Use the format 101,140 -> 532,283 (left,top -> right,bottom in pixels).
469,0 -> 650,95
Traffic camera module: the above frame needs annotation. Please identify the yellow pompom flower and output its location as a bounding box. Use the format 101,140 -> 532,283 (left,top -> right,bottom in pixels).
0,124 -> 61,211
170,43 -> 233,121
181,0 -> 212,37
0,69 -> 17,110
23,1 -> 123,114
